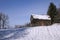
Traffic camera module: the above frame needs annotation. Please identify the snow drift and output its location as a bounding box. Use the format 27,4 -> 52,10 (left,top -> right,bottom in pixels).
0,23 -> 60,40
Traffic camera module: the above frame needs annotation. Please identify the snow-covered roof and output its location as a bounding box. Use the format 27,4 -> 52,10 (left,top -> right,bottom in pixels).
31,14 -> 51,20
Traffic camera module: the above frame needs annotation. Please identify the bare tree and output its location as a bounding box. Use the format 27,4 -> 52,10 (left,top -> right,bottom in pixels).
0,13 -> 9,29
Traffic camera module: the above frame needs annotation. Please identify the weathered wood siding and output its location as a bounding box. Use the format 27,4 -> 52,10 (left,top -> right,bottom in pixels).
30,19 -> 51,26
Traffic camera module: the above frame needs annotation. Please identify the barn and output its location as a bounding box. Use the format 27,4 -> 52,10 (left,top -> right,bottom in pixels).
30,14 -> 51,26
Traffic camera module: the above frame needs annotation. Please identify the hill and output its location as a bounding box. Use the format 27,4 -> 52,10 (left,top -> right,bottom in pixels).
0,23 -> 60,40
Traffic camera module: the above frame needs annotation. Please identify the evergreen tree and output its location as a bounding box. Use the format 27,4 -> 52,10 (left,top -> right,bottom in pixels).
47,2 -> 58,24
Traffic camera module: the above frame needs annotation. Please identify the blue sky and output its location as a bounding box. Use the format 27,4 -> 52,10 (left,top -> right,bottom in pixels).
0,0 -> 60,26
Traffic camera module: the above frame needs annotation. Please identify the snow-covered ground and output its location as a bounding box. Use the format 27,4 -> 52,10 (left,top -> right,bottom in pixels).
0,23 -> 60,40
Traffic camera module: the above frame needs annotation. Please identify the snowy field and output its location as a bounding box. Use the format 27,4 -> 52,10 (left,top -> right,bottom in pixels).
0,23 -> 60,40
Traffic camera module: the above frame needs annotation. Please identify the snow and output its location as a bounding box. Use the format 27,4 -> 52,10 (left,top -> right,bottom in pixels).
0,23 -> 60,40
32,14 -> 51,20
3,33 -> 14,39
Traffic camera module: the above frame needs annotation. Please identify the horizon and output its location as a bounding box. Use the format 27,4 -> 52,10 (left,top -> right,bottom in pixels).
0,0 -> 60,27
